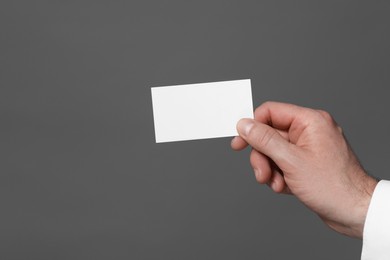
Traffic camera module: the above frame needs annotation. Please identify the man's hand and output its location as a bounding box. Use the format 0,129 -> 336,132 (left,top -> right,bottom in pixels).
231,102 -> 378,238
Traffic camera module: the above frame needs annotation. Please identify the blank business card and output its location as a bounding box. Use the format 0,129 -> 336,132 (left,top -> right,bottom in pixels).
151,79 -> 254,143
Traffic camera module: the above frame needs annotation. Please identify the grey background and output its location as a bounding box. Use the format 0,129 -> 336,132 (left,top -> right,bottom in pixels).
1,1 -> 390,259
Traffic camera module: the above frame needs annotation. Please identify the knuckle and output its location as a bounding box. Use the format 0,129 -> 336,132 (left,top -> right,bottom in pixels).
254,106 -> 262,117
315,109 -> 340,128
315,110 -> 343,132
254,101 -> 272,117
317,109 -> 333,122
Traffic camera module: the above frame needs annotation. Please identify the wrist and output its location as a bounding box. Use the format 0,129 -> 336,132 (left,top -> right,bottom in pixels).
322,174 -> 378,238
351,175 -> 378,238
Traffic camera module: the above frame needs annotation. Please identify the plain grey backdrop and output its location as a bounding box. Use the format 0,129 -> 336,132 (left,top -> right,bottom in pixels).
1,1 -> 390,259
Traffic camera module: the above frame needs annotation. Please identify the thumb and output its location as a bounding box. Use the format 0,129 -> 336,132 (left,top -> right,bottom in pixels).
237,118 -> 294,166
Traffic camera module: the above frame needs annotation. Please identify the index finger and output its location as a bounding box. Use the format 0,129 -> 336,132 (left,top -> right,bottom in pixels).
254,102 -> 313,131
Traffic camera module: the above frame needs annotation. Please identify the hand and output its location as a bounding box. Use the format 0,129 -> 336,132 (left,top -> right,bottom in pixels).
231,102 -> 378,238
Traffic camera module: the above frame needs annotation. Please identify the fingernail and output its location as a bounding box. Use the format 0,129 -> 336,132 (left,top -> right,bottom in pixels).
237,119 -> 254,137
254,169 -> 261,179
271,180 -> 278,191
231,136 -> 237,146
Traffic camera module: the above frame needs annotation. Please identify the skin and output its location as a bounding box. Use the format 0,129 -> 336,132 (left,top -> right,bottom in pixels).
231,102 -> 378,238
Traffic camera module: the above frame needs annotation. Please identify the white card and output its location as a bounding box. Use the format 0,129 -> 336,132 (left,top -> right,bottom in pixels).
151,79 -> 254,143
